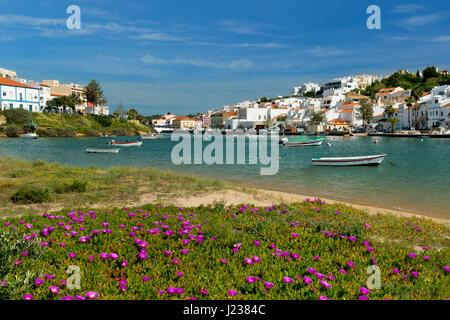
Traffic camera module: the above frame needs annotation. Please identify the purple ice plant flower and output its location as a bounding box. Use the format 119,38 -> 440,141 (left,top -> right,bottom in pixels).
264,282 -> 274,289
200,289 -> 208,295
283,276 -> 293,284
100,253 -> 109,259
110,253 -> 119,260
410,271 -> 419,277
303,276 -> 312,284
320,281 -> 331,289
220,259 -> 227,264
228,289 -> 237,297
246,276 -> 257,284
86,291 -> 99,299
408,252 -> 417,258
307,267 -> 317,274
360,287 -> 370,295
347,261 -> 354,268
315,273 -> 325,279
23,294 -> 34,300
49,286 -> 60,294
319,296 -> 329,300
139,253 -> 148,260
359,295 -> 369,300
34,279 -> 44,286
68,253 -> 77,259
244,258 -> 254,265
292,233 -> 299,238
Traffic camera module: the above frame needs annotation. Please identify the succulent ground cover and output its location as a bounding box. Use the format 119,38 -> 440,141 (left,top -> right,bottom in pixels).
1,199 -> 449,300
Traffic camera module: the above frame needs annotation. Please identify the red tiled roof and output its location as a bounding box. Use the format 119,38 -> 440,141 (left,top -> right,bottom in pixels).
0,77 -> 34,89
339,109 -> 354,113
328,118 -> 349,124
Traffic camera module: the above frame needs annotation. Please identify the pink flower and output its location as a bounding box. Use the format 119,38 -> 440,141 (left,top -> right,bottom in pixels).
49,286 -> 60,294
303,276 -> 312,284
347,261 -> 354,268
177,271 -> 184,277
313,256 -> 320,260
315,273 -> 325,279
360,287 -> 370,295
410,271 -> 419,277
359,295 -> 369,300
253,240 -> 260,246
307,267 -> 317,274
283,276 -> 293,283
364,224 -> 371,228
292,233 -> 299,238
246,276 -> 257,284
319,295 -> 329,300
244,258 -> 254,265
220,259 -> 227,264
444,266 -> 450,272
252,256 -> 260,263
264,282 -> 274,289
320,280 -> 331,288
86,291 -> 99,299
228,289 -> 237,297
408,252 -> 417,258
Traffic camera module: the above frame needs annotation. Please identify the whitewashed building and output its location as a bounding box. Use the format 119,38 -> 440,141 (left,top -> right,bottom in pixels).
291,82 -> 321,96
0,78 -> 40,112
427,85 -> 450,129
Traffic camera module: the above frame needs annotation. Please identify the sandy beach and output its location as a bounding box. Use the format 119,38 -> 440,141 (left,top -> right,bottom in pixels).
137,187 -> 450,228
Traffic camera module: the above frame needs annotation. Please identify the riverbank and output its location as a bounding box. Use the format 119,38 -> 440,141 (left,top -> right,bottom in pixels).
0,112 -> 153,137
0,157 -> 448,229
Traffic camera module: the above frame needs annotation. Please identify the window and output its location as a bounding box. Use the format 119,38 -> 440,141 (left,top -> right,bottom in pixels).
9,104 -> 13,109
29,105 -> 33,112
19,93 -> 23,100
20,104 -> 23,109
2,92 -> 5,97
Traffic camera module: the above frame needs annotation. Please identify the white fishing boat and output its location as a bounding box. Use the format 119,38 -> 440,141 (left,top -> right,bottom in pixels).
86,148 -> 120,154
283,136 -> 325,147
312,154 -> 387,166
140,134 -> 163,139
108,140 -> 143,147
20,133 -> 38,139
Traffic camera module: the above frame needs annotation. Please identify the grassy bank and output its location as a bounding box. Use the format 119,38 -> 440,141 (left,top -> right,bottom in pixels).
33,113 -> 152,136
0,201 -> 448,300
0,157 -> 231,218
0,111 -> 153,137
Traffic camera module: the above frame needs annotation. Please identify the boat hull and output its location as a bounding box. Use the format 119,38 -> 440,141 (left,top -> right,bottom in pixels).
312,154 -> 386,166
86,148 -> 120,154
284,139 -> 324,147
20,134 -> 38,139
110,141 -> 143,147
140,135 -> 162,139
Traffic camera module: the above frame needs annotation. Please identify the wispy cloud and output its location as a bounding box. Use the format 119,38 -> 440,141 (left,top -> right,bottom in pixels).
0,14 -> 64,26
431,36 -> 450,42
306,46 -> 346,57
401,12 -> 445,29
391,4 -> 426,14
141,55 -> 253,69
217,20 -> 278,36
233,43 -> 286,48
132,32 -> 183,41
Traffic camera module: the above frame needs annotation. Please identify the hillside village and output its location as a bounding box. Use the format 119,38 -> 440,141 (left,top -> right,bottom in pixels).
153,67 -> 450,134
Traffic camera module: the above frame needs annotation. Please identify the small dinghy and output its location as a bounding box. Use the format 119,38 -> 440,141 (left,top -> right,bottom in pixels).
108,140 -> 143,147
284,136 -> 325,147
20,133 -> 38,139
312,154 -> 387,166
140,134 -> 163,139
86,148 -> 120,154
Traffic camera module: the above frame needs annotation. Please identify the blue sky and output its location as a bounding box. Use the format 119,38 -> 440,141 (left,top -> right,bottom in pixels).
0,0 -> 449,115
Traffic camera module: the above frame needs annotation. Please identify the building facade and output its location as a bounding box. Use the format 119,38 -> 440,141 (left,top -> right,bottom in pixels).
0,78 -> 40,112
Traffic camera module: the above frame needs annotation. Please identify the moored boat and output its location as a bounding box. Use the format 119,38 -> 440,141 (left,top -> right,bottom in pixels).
283,136 -> 325,147
86,148 -> 120,154
108,140 -> 143,147
140,134 -> 163,139
20,133 -> 38,139
312,154 -> 387,166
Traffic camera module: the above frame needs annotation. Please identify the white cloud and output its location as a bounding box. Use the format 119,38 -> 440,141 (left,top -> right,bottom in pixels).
234,43 -> 286,48
132,32 -> 183,41
217,20 -> 278,36
0,14 -> 64,26
140,55 -> 253,69
431,36 -> 450,42
391,4 -> 426,14
306,46 -> 346,57
401,12 -> 445,29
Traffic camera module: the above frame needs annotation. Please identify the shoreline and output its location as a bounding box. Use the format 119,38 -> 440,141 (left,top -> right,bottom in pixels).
167,187 -> 450,228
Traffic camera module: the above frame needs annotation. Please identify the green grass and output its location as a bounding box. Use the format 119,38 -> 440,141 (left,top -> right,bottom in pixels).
0,201 -> 448,300
32,113 -> 153,136
0,157 -> 232,218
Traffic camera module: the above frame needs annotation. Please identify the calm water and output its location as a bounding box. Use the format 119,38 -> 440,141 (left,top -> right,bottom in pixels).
0,135 -> 449,218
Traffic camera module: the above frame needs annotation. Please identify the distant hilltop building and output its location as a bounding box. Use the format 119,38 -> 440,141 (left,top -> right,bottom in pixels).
291,82 -> 321,96
0,67 -> 17,79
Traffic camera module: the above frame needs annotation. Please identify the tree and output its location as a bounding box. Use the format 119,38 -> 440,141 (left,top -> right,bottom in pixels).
384,105 -> 398,133
422,66 -> 439,82
411,87 -> 424,129
126,108 -> 140,120
4,108 -> 32,124
303,91 -> 316,98
23,120 -> 38,134
258,97 -> 270,103
309,111 -> 325,125
68,93 -> 83,112
356,99 -> 374,130
405,96 -> 414,129
83,80 -> 107,108
113,103 -> 126,119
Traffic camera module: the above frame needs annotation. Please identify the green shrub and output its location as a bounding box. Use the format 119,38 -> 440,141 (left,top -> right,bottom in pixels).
95,115 -> 113,127
57,127 -> 76,137
54,180 -> 87,194
111,127 -> 129,136
5,126 -> 21,137
36,128 -> 57,137
85,128 -> 99,137
4,109 -> 32,125
10,188 -> 52,204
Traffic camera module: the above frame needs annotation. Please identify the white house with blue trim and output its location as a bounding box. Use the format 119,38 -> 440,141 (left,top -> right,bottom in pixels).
0,77 -> 40,112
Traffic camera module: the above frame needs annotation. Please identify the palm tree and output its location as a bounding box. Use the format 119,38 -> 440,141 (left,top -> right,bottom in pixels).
411,87 -> 424,130
68,93 -> 82,113
405,96 -> 414,129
